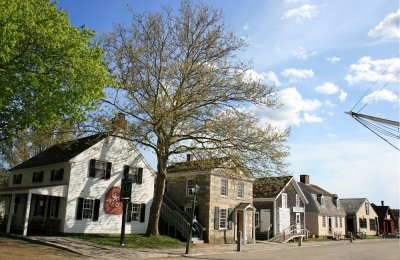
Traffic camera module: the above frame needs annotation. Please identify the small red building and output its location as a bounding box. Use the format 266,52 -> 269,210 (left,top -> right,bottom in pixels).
371,201 -> 395,235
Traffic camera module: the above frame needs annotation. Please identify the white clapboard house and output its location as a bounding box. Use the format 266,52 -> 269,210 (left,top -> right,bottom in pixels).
0,133 -> 155,236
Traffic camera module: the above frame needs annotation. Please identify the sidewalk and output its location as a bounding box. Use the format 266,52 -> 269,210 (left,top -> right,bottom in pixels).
10,235 -> 307,259
11,235 -> 362,259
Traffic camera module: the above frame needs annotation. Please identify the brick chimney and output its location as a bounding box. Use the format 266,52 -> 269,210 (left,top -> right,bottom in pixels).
381,200 -> 384,206
300,174 -> 309,184
187,154 -> 193,162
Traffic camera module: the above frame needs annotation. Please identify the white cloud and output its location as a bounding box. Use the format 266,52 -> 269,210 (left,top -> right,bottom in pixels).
315,82 -> 340,95
362,89 -> 399,104
339,90 -> 348,102
345,56 -> 400,84
368,9 -> 400,39
243,23 -> 249,31
242,69 -> 263,83
326,56 -> 340,63
281,68 -> 314,82
249,87 -> 322,129
324,100 -> 336,108
293,46 -> 317,60
289,138 -> 400,208
282,4 -> 319,22
264,71 -> 281,86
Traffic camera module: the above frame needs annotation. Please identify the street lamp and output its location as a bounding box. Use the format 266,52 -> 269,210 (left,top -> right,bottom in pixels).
185,184 -> 200,255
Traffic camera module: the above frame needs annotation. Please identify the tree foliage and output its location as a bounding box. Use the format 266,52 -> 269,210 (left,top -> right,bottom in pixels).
100,1 -> 290,236
0,0 -> 110,145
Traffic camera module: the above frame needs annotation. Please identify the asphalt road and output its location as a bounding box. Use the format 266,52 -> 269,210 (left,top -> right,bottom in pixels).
177,239 -> 400,260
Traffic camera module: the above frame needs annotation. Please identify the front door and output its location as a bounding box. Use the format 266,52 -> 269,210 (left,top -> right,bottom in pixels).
279,208 -> 290,233
295,213 -> 301,234
260,209 -> 271,232
347,218 -> 354,232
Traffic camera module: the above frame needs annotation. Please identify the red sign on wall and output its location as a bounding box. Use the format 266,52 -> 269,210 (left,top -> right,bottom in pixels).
104,186 -> 123,215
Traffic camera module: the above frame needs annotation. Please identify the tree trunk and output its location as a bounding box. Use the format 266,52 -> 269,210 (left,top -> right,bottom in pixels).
146,154 -> 167,236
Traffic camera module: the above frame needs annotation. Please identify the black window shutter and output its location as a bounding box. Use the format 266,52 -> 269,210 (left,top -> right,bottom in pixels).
34,197 -> 39,216
55,197 -> 60,218
126,203 -> 132,222
92,199 -> 100,221
76,198 -> 84,220
140,203 -> 146,222
47,197 -> 53,217
214,207 -> 220,230
32,172 -> 36,182
60,168 -> 64,181
51,170 -> 55,181
41,197 -> 47,217
228,208 -> 233,230
105,162 -> 112,179
89,159 -> 96,177
123,165 -> 130,180
39,171 -> 44,182
137,168 -> 143,184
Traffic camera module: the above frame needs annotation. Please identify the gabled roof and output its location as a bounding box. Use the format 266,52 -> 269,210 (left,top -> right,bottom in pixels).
371,203 -> 392,220
167,157 -> 230,173
340,198 -> 368,214
391,209 -> 399,220
297,182 -> 333,197
11,134 -> 106,171
253,176 -> 293,198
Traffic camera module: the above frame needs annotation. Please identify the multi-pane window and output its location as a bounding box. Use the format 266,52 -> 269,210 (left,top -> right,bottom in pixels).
219,208 -> 228,229
296,194 -> 300,207
282,193 -> 287,208
187,179 -> 196,195
131,203 -> 141,221
51,168 -> 64,181
322,216 -> 326,227
32,171 -> 44,183
359,218 -> 367,228
365,203 -> 370,215
34,196 -> 46,216
340,217 -> 343,228
89,159 -> 111,179
49,197 -> 60,218
369,219 -> 376,230
296,213 -> 301,225
220,178 -> 228,196
123,166 -> 143,184
335,216 -> 338,228
83,199 -> 95,219
237,181 -> 244,198
13,174 -> 22,184
255,212 -> 260,227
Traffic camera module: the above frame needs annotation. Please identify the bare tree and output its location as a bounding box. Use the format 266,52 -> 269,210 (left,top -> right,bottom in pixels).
101,1 -> 289,236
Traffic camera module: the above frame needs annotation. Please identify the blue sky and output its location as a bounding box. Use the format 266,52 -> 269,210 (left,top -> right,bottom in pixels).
58,0 -> 399,208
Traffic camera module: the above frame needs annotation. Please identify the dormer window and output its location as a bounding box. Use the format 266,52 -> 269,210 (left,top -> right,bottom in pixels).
318,194 -> 325,207
89,159 -> 111,179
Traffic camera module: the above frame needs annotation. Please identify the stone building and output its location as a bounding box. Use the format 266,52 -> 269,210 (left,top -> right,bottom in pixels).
165,155 -> 256,244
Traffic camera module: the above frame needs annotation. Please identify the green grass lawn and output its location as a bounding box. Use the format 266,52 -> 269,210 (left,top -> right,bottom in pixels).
65,234 -> 186,249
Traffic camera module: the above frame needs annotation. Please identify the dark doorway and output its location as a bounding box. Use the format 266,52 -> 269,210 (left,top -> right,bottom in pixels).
347,218 -> 354,232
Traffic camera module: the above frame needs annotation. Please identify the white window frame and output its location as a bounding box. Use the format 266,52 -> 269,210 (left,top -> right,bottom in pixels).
322,216 -> 326,227
255,212 -> 260,227
94,160 -> 107,178
295,194 -> 300,207
220,178 -> 228,196
186,179 -> 195,196
131,203 -> 141,221
340,217 -> 343,228
219,208 -> 228,229
296,213 -> 301,225
320,196 -> 325,207
237,181 -> 244,198
335,216 -> 338,228
282,193 -> 287,208
82,198 -> 95,220
365,203 -> 370,215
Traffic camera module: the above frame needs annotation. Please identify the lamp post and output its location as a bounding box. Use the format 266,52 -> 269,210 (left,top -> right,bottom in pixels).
185,184 -> 200,255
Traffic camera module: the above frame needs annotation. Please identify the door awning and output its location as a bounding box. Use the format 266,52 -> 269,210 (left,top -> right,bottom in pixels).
235,202 -> 256,211
0,185 -> 68,197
